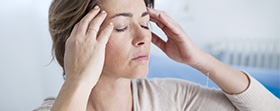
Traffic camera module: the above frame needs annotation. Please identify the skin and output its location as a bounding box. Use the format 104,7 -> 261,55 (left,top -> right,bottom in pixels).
51,0 -> 250,111
100,0 -> 151,79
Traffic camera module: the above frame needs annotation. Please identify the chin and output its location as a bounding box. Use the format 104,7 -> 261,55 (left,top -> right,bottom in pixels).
103,62 -> 149,79
125,66 -> 149,79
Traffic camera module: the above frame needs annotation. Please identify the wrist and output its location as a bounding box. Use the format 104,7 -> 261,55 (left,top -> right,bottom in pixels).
189,51 -> 216,74
52,74 -> 94,111
65,73 -> 98,90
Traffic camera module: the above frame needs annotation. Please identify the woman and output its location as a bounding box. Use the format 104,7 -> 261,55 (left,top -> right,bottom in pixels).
34,0 -> 280,111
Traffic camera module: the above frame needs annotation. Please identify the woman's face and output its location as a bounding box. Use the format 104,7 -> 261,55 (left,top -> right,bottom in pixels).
99,0 -> 151,79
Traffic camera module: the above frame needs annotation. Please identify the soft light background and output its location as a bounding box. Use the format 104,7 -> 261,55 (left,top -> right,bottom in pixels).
0,0 -> 279,110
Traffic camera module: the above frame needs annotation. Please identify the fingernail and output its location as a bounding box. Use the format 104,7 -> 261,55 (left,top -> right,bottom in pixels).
94,6 -> 99,9
101,10 -> 106,14
109,22 -> 113,26
159,13 -> 165,17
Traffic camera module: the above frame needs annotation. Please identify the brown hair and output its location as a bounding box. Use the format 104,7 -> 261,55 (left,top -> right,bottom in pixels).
49,0 -> 154,77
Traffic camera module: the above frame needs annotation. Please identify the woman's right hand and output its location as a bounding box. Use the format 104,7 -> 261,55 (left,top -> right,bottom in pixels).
64,6 -> 113,87
52,6 -> 114,111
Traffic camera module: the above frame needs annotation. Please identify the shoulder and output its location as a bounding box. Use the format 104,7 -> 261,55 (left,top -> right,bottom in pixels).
33,97 -> 55,111
149,77 -> 199,88
133,78 -> 219,110
134,77 -> 204,93
134,78 -> 235,110
133,78 -> 224,101
134,77 -> 196,85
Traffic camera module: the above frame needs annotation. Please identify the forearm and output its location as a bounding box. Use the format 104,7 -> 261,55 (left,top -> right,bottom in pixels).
192,51 -> 249,94
51,77 -> 94,111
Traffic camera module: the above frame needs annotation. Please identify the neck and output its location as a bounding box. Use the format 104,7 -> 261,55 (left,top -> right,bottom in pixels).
87,73 -> 133,111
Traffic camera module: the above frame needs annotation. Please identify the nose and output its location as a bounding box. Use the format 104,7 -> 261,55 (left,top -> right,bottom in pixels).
131,24 -> 150,47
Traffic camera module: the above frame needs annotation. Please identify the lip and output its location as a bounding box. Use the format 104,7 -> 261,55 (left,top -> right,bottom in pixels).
132,53 -> 149,61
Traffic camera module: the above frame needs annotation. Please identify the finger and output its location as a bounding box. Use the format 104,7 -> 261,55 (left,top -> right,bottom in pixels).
148,8 -> 172,23
158,14 -> 181,35
162,27 -> 175,37
67,23 -> 80,39
148,8 -> 177,25
148,8 -> 180,35
151,33 -> 166,51
87,10 -> 107,37
150,17 -> 165,29
78,6 -> 101,35
147,8 -> 165,28
151,14 -> 180,37
147,8 -> 160,20
97,22 -> 114,44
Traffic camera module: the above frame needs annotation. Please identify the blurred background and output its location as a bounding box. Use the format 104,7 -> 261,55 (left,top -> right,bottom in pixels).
0,0 -> 279,110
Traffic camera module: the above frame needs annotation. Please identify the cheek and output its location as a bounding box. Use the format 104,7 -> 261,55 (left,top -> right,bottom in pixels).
102,31 -> 151,78
103,36 -> 130,70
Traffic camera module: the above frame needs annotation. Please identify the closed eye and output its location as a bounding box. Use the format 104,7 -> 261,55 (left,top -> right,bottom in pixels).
115,26 -> 128,32
141,25 -> 149,30
115,25 -> 149,33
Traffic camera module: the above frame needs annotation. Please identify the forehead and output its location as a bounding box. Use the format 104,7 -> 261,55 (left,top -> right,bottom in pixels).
101,0 -> 147,17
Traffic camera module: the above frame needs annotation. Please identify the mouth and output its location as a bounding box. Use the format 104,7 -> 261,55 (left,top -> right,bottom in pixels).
132,52 -> 149,61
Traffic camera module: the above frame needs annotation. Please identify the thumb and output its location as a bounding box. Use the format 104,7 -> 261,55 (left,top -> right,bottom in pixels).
152,32 -> 166,51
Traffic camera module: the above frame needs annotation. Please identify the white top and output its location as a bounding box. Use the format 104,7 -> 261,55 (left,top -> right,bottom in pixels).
34,73 -> 280,111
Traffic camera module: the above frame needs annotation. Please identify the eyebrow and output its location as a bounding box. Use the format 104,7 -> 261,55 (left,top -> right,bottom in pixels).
141,12 -> 149,17
110,12 -> 149,19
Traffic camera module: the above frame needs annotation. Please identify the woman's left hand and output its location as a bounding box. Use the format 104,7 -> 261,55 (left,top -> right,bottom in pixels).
147,8 -> 204,66
148,8 -> 252,94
